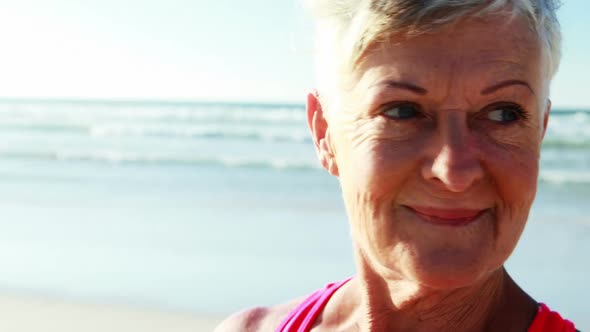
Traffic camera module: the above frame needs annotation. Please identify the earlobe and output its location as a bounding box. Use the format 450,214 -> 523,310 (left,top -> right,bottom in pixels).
306,91 -> 339,176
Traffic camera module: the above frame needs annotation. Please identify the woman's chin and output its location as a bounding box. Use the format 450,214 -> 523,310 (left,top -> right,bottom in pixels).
412,267 -> 490,291
398,250 -> 501,290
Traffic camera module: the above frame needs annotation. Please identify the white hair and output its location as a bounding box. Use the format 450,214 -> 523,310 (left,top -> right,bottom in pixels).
306,0 -> 562,96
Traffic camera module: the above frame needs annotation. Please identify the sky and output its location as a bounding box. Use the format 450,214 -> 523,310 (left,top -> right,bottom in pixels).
0,0 -> 587,108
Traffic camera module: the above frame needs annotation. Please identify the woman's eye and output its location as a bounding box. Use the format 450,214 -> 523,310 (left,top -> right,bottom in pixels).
381,103 -> 420,120
486,106 -> 526,123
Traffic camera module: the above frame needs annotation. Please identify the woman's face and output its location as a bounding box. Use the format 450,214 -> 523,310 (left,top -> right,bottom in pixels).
315,16 -> 550,289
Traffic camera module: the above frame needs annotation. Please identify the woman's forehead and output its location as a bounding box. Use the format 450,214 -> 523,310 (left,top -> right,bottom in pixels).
345,16 -> 545,98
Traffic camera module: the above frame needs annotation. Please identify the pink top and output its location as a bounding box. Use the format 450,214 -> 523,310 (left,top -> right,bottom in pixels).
276,278 -> 577,332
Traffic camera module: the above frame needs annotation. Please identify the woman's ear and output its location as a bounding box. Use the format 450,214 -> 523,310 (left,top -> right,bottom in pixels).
542,99 -> 551,140
307,90 -> 339,176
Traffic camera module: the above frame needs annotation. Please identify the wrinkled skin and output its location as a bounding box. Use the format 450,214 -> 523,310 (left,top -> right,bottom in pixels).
307,14 -> 550,331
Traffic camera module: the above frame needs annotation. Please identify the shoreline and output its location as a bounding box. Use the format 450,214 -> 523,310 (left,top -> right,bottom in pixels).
0,294 -> 223,332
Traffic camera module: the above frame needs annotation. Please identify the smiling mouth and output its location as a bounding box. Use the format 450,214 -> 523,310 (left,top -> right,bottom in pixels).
404,206 -> 488,226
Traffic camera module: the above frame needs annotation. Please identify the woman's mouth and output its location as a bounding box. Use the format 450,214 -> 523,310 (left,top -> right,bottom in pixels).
404,206 -> 488,226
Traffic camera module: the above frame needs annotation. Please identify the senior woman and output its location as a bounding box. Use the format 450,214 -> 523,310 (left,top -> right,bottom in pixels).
216,0 -> 578,331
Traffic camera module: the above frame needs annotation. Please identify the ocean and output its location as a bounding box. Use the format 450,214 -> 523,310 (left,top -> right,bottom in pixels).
0,100 -> 587,326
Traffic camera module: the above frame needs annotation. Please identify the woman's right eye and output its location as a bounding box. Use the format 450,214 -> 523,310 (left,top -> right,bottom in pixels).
381,103 -> 420,120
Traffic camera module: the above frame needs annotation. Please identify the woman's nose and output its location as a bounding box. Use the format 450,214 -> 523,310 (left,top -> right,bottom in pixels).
421,112 -> 484,192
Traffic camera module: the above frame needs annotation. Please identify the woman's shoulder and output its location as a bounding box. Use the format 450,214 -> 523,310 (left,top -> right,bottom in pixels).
213,296 -> 307,332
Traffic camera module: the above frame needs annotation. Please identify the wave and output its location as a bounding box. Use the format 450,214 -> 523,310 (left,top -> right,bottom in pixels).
545,112 -> 590,144
539,170 -> 590,185
89,124 -> 313,143
0,103 -> 306,124
0,121 -> 313,143
0,122 -> 88,134
0,150 -> 320,171
542,139 -> 590,149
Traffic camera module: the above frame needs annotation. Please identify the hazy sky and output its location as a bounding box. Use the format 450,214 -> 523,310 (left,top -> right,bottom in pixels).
0,0 -> 587,108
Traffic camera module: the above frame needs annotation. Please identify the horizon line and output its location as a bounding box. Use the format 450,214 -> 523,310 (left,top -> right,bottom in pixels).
0,96 -> 306,108
0,96 -> 587,111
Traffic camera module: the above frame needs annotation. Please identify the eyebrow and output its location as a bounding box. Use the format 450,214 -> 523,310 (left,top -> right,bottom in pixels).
481,80 -> 535,95
381,80 -> 428,95
378,79 -> 534,96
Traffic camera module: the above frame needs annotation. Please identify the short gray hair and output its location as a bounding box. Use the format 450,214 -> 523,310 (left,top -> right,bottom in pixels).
306,0 -> 561,93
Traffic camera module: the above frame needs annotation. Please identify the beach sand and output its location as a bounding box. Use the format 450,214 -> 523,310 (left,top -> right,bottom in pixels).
0,295 -> 223,332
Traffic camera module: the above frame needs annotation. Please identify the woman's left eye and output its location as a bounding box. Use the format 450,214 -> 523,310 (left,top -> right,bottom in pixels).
381,103 -> 420,120
486,105 -> 527,124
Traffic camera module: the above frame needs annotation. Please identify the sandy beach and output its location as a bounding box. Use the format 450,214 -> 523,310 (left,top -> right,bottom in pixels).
0,295 -> 222,332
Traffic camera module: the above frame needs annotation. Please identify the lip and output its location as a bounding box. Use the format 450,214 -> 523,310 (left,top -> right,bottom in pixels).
405,206 -> 488,226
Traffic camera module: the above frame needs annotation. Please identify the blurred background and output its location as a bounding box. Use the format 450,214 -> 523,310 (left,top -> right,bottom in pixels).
0,0 -> 588,330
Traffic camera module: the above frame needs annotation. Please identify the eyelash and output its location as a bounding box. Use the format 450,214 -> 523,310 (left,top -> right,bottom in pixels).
378,102 -> 425,120
485,102 -> 530,122
379,102 -> 530,123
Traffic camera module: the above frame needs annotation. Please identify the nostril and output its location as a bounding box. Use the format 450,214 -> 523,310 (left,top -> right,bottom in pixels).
423,145 -> 484,192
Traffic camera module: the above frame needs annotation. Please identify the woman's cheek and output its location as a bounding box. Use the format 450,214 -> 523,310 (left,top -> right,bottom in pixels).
476,133 -> 540,212
342,143 -> 424,229
333,116 -> 430,214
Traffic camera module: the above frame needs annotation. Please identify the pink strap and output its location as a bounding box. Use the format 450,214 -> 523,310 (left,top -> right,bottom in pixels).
275,278 -> 352,332
527,303 -> 576,332
277,282 -> 576,332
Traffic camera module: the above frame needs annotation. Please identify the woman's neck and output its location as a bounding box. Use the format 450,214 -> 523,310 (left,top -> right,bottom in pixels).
317,265 -> 537,332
